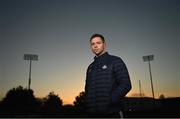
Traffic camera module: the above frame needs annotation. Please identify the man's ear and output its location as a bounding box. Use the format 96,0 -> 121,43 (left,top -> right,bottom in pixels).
104,42 -> 106,49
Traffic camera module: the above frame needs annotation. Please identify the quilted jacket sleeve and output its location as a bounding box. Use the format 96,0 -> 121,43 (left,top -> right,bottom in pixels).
111,58 -> 132,104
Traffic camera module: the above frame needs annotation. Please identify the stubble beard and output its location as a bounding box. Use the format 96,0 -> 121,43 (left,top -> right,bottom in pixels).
94,49 -> 105,57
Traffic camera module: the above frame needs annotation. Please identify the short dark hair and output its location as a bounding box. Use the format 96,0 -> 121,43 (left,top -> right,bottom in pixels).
90,34 -> 105,43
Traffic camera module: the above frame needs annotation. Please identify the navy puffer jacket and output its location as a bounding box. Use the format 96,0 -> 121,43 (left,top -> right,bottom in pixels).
85,52 -> 131,115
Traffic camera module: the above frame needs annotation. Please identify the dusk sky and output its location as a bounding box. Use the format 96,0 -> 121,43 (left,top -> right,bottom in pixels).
0,0 -> 179,104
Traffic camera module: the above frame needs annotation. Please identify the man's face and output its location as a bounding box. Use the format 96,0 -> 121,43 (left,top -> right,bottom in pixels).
90,37 -> 106,56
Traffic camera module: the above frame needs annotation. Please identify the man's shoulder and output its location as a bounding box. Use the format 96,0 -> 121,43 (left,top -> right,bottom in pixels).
108,54 -> 123,63
87,61 -> 94,69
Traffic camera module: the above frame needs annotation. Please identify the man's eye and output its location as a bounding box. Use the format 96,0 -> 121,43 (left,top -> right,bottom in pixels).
91,43 -> 95,46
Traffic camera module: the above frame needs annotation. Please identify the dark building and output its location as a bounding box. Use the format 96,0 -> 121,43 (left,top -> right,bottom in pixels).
123,97 -> 161,111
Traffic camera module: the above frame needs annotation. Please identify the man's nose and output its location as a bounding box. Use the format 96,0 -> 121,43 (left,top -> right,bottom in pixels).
94,44 -> 98,48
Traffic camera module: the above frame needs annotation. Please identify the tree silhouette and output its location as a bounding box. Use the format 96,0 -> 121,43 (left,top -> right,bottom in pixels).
0,85 -> 41,117
159,94 -> 165,99
73,91 -> 86,112
42,91 -> 63,117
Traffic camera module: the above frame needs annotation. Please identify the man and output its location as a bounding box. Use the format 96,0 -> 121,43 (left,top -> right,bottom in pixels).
85,34 -> 132,118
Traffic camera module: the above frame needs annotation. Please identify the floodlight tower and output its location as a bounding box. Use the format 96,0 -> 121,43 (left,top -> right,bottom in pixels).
143,55 -> 155,99
24,54 -> 38,90
139,80 -> 142,97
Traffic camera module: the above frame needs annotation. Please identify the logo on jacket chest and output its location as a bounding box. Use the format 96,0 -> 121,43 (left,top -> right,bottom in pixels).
88,64 -> 108,73
102,64 -> 107,69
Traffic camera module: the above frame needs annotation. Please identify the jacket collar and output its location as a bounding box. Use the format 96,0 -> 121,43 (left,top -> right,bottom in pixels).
94,52 -> 109,61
